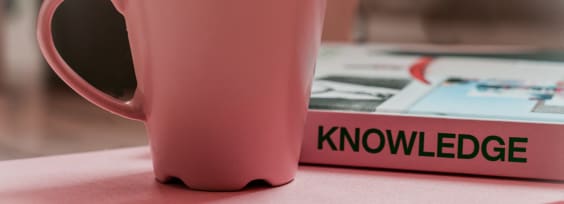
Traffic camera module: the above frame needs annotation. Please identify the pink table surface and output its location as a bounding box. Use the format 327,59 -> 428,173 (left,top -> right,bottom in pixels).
0,147 -> 563,204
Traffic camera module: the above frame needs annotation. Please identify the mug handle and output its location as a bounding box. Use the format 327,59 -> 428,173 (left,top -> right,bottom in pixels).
37,0 -> 145,121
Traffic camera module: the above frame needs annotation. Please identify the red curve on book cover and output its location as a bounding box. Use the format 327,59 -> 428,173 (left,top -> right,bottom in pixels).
409,57 -> 434,85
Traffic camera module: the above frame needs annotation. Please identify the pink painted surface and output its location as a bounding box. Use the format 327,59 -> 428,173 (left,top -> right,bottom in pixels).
37,0 -> 326,191
0,147 -> 563,203
302,111 -> 564,180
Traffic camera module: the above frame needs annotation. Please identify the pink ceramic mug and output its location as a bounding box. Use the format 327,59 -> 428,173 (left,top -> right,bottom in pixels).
37,0 -> 326,191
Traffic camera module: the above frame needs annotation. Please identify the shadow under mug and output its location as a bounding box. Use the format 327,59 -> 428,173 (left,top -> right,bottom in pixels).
37,0 -> 326,191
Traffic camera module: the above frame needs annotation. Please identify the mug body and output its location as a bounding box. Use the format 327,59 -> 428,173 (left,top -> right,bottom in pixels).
122,0 -> 326,191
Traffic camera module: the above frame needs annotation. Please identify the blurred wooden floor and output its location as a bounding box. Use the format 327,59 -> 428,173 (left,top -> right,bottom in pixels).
0,90 -> 147,161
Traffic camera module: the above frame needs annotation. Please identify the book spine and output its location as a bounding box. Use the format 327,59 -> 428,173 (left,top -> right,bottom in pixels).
300,111 -> 564,180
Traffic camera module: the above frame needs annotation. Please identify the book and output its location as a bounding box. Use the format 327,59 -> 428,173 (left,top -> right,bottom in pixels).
300,44 -> 564,180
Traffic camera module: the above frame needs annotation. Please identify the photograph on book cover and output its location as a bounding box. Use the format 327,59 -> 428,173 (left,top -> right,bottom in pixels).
310,76 -> 411,112
310,44 -> 564,123
409,77 -> 564,122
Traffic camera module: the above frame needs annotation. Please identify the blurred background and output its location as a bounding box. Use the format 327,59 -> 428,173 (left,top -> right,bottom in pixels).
3,0 -> 564,160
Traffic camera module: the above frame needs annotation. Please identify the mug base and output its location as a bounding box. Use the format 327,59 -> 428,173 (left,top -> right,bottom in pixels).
154,172 -> 295,192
